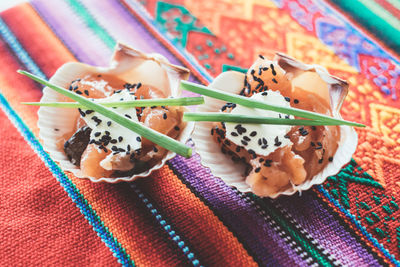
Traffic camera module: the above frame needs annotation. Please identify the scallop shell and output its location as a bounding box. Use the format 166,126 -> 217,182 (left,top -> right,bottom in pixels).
38,42 -> 192,183
192,53 -> 357,198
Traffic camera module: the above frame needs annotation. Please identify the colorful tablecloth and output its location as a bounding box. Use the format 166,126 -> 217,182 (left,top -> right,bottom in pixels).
1,0 -> 400,266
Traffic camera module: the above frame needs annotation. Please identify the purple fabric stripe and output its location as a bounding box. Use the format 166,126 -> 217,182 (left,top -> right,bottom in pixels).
83,0 -> 180,64
169,149 -> 307,266
83,0 -> 200,99
276,192 -> 381,266
31,0 -> 110,66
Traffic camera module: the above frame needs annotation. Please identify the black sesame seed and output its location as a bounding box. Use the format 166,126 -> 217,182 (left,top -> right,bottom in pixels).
328,156 -> 333,162
54,128 -> 59,131
136,136 -> 141,142
272,78 -> 278,84
284,134 -> 290,139
270,64 -> 276,76
78,108 -> 85,117
118,136 -> 123,142
241,140 -> 248,146
110,139 -> 117,144
236,146 -> 241,153
75,90 -> 83,95
259,55 -> 264,59
211,128 -> 214,135
174,126 -> 180,131
301,130 -> 309,136
231,132 -> 238,137
163,113 -> 167,120
153,147 -> 158,152
274,136 -> 282,146
261,145 -> 268,149
84,90 -> 89,96
311,126 -> 317,131
311,142 -> 315,146
105,131 -> 110,136
224,140 -> 231,146
258,138 -> 262,146
294,99 -> 299,104
118,148 -> 126,152
94,132 -> 101,137
264,159 -> 272,167
127,144 -> 131,151
255,167 -> 261,173
318,158 -> 324,164
262,91 -> 268,96
250,131 -> 257,137
284,97 -> 291,102
136,82 -> 142,89
125,114 -> 132,119
251,69 -> 255,75
259,158 -> 264,163
317,142 -> 322,146
85,110 -> 94,114
73,86 -> 79,91
107,121 -> 112,127
243,136 -> 250,141
111,146 -> 118,151
262,138 -> 268,145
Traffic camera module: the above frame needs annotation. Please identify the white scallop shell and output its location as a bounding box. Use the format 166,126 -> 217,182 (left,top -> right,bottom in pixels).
38,42 -> 192,183
192,54 -> 357,198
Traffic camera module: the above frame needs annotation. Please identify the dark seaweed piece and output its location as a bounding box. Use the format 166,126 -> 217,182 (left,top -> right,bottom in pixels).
64,126 -> 92,166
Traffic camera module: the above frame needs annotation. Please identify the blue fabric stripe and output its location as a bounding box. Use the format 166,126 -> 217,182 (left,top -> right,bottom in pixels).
0,93 -> 134,266
0,3 -> 203,265
317,185 -> 400,266
130,183 -> 202,267
60,1 -> 204,265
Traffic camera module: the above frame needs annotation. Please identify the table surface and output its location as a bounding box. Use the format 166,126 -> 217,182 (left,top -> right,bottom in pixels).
1,0 -> 399,266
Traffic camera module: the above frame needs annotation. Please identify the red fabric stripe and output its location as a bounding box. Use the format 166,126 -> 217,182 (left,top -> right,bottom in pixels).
0,105 -> 119,267
1,4 -> 76,77
374,0 -> 400,20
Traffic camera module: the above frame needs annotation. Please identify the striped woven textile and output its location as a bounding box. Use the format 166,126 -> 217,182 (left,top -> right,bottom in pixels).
1,0 -> 400,266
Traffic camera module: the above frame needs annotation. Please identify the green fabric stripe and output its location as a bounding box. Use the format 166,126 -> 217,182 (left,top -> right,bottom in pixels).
331,0 -> 400,54
359,0 -> 400,31
249,194 -> 335,267
65,0 -> 115,49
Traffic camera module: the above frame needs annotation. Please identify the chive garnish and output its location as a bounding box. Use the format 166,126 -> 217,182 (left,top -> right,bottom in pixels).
18,70 -> 192,158
180,80 -> 365,127
184,112 -> 344,125
22,97 -> 204,108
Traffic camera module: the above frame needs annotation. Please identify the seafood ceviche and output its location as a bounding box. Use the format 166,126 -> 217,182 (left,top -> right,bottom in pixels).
63,74 -> 186,178
35,43 -> 192,182
192,53 -> 357,198
27,43 -> 358,196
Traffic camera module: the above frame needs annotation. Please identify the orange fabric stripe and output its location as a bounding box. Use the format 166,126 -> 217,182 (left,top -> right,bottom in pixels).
137,166 -> 258,266
1,4 -> 76,76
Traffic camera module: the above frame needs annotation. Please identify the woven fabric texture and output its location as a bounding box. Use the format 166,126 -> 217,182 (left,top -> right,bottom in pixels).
0,0 -> 399,266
